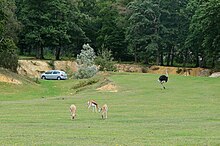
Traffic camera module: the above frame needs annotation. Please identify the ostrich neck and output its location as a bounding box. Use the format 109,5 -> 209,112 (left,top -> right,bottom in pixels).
166,70 -> 168,77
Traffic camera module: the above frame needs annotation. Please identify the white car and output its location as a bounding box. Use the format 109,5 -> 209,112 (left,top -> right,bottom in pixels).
41,70 -> 67,80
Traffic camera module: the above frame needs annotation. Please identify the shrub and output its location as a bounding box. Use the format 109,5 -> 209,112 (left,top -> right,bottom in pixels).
0,38 -> 18,72
72,78 -> 99,89
74,44 -> 98,79
95,48 -> 117,71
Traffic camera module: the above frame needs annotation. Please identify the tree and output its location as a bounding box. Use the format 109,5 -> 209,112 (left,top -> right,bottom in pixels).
126,0 -> 190,65
159,0 -> 189,66
74,44 -> 98,79
126,0 -> 162,64
186,0 -> 220,67
95,47 -> 116,71
0,0 -> 20,72
96,1 -> 127,61
16,0 -> 86,60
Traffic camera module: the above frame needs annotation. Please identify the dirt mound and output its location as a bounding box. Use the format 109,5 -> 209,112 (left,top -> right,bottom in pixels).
115,64 -> 211,76
115,64 -> 144,73
96,83 -> 118,92
148,66 -> 210,76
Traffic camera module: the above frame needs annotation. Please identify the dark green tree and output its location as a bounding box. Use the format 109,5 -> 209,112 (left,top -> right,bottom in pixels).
0,0 -> 20,72
16,0 -> 86,60
126,0 -> 190,65
126,0 -> 162,64
186,0 -> 220,67
96,1 -> 127,61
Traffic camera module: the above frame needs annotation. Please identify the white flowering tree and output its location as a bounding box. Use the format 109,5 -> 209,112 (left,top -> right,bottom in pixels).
74,44 -> 98,79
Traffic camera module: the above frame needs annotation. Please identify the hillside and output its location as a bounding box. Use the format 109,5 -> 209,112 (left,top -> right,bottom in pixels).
0,60 -> 216,84
0,68 -> 36,85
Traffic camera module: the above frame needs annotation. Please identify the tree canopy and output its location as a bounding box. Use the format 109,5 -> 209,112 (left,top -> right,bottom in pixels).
0,0 -> 20,72
0,0 -> 219,71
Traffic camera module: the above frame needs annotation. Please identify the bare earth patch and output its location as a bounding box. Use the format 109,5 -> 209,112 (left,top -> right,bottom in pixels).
148,65 -> 211,76
0,74 -> 22,84
96,83 -> 118,92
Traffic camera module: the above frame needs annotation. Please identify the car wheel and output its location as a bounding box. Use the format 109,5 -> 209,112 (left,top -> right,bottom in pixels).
57,77 -> 61,80
42,76 -> 46,80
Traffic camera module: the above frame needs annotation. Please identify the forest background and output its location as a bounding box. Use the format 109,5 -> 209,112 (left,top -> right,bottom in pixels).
0,0 -> 220,72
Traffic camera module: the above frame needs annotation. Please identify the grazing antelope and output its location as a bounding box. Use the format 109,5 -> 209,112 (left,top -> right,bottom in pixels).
99,104 -> 108,119
70,104 -> 76,120
87,100 -> 99,112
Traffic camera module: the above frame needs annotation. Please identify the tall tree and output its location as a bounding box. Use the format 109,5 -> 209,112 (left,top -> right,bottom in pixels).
0,0 -> 20,72
96,1 -> 127,60
78,0 -> 127,61
126,0 -> 163,63
160,0 -> 189,66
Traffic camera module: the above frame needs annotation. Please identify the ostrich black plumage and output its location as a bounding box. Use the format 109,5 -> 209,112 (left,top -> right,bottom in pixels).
158,69 -> 168,89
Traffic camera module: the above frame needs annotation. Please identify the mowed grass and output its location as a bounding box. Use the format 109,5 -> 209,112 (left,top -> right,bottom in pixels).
0,72 -> 219,145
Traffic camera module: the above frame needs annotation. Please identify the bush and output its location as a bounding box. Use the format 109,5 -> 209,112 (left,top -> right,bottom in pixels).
74,44 -> 98,79
0,39 -> 18,72
95,48 -> 117,71
72,78 -> 99,89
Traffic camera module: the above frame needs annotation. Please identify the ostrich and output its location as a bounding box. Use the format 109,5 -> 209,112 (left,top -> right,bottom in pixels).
158,68 -> 168,89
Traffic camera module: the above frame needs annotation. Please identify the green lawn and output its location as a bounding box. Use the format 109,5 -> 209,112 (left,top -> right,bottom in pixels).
0,72 -> 219,145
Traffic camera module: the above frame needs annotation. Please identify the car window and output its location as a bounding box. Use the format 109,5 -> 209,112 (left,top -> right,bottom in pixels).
53,71 -> 60,74
45,71 -> 52,74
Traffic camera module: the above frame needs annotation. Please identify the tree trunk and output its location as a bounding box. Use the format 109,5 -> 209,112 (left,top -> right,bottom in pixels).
156,48 -> 160,65
212,54 -> 215,68
28,46 -> 32,55
134,45 -> 138,63
183,49 -> 188,67
195,50 -> 199,67
144,56 -> 149,64
36,45 -> 40,59
40,45 -> 44,59
171,46 -> 174,66
167,47 -> 171,66
20,45 -> 24,55
160,51 -> 164,66
201,55 -> 206,68
55,47 -> 61,60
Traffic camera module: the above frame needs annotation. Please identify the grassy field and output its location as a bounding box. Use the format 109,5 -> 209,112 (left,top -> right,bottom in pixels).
0,72 -> 219,145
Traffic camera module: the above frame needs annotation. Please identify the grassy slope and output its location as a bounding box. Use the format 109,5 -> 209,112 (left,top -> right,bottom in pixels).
0,72 -> 219,145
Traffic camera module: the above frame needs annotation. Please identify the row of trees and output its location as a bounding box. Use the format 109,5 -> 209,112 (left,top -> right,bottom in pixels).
0,0 -> 220,72
126,0 -> 220,67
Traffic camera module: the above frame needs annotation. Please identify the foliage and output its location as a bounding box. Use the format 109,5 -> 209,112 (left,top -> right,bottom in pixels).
125,0 -> 189,65
186,0 -> 220,68
4,0 -> 220,68
74,44 -> 98,79
126,0 -> 161,63
0,39 -> 18,72
16,0 -> 86,59
71,77 -> 99,89
0,0 -> 19,72
95,47 -> 117,71
96,1 -> 127,60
